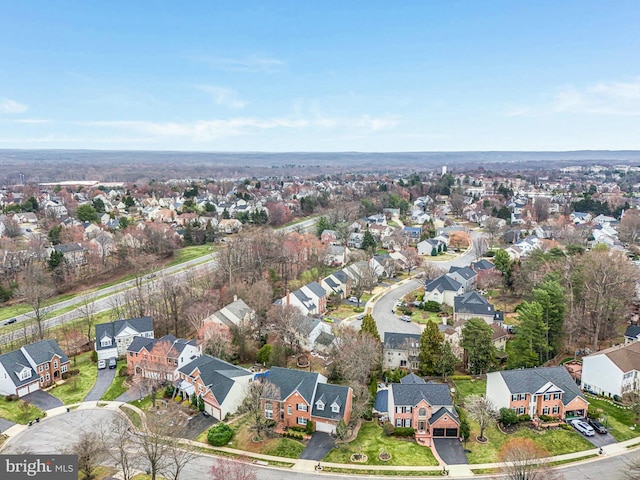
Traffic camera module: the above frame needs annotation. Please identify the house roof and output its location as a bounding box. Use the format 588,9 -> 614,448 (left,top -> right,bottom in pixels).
496,366 -> 586,406
95,317 -> 153,351
454,292 -> 495,316
178,355 -> 251,405
211,298 -> 252,327
391,382 -> 453,407
425,275 -> 462,294
127,334 -> 196,358
430,406 -> 460,425
400,373 -> 426,385
22,340 -> 70,366
447,266 -> 477,281
0,350 -> 36,388
305,281 -> 327,299
263,366 -> 320,403
383,333 -> 421,350
586,342 -> 640,373
374,389 -> 389,413
315,331 -> 336,347
53,243 -> 84,254
311,383 -> 350,421
296,315 -> 321,336
625,325 -> 640,339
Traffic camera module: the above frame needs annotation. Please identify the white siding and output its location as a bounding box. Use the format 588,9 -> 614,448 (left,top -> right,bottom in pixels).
486,372 -> 511,410
0,363 -> 17,396
219,375 -> 253,419
582,354 -> 624,397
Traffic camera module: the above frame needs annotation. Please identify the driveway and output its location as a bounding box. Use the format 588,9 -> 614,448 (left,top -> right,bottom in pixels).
0,417 -> 15,433
175,411 -> 217,440
433,438 -> 468,465
115,381 -> 150,403
585,431 -> 618,448
84,366 -> 117,401
300,432 -> 334,461
21,390 -> 63,411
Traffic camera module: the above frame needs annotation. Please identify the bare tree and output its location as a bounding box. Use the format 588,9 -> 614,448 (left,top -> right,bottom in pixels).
422,262 -> 445,282
240,380 -> 281,441
77,293 -> 98,344
65,430 -> 108,480
532,197 -> 551,222
401,248 -> 422,277
3,216 -> 22,238
101,413 -> 139,480
618,209 -> 640,246
208,457 -> 257,480
201,323 -> 235,361
499,438 -> 562,480
483,217 -> 503,247
18,262 -> 55,340
471,235 -> 488,261
164,435 -> 198,480
466,395 -> 497,442
133,403 -> 173,480
449,193 -> 466,217
267,304 -> 300,352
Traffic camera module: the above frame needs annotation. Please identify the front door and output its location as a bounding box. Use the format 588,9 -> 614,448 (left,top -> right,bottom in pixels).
418,420 -> 426,432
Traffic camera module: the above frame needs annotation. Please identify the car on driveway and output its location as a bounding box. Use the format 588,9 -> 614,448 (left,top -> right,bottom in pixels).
108,357 -> 117,369
348,296 -> 359,303
400,315 -> 412,322
588,419 -> 608,434
570,419 -> 595,436
97,359 -> 106,369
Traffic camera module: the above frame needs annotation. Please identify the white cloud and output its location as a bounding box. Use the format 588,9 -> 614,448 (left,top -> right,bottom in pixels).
0,98 -> 28,114
196,85 -> 247,109
553,78 -> 640,116
191,55 -> 284,73
14,118 -> 49,124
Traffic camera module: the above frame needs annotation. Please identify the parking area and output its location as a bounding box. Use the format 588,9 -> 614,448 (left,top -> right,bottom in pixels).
433,438 -> 468,465
300,432 -> 334,461
584,431 -> 618,448
84,366 -> 117,401
21,390 -> 63,411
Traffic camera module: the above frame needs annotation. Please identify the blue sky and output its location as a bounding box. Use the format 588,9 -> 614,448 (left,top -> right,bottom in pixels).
1,1 -> 639,151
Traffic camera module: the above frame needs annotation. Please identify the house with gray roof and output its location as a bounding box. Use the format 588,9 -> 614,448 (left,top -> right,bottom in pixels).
127,334 -> 201,381
375,381 -> 459,446
625,325 -> 640,344
383,333 -> 421,370
281,281 -> 328,315
582,342 -> 640,398
453,291 -> 499,324
321,269 -> 350,299
95,317 -> 154,361
487,366 -> 588,421
203,296 -> 255,330
424,274 -> 464,307
261,366 -> 352,434
446,266 -> 477,292
176,354 -> 252,420
293,315 -> 335,353
0,339 -> 70,397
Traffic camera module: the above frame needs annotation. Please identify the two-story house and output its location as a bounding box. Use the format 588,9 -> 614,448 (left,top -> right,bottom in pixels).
383,333 -> 421,370
424,275 -> 464,307
201,296 -> 255,339
0,340 -> 70,397
176,354 -> 253,420
582,342 -> 640,398
375,375 -> 459,446
487,366 -> 588,421
261,366 -> 352,434
446,266 -> 478,293
95,317 -> 154,361
127,334 -> 201,382
453,291 -> 499,324
321,270 -> 351,299
280,281 -> 328,316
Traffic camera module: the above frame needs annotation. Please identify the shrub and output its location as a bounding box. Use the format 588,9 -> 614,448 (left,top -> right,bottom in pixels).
67,369 -> 80,376
382,422 -> 395,436
197,395 -> 205,412
118,366 -> 129,377
613,395 -> 622,403
5,394 -> 18,402
539,414 -> 554,422
91,351 -> 98,362
560,424 -> 573,431
362,407 -> 373,421
499,408 -> 518,426
164,385 -> 175,398
305,420 -> 314,435
423,300 -> 441,312
517,414 -> 531,422
190,393 -> 197,407
289,426 -> 306,433
256,344 -> 272,365
353,307 -> 364,313
207,423 -> 233,446
175,395 -> 183,403
450,375 -> 472,381
393,427 -> 415,437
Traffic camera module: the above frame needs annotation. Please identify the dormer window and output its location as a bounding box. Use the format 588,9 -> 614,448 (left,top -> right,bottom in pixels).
19,368 -> 32,380
100,336 -> 112,347
316,401 -> 325,411
331,403 -> 340,413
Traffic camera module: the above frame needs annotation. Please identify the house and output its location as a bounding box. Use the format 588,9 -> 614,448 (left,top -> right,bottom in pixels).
383,333 -> 421,370
375,379 -> 460,446
486,366 -> 588,421
320,229 -> 338,245
417,239 -> 445,256
203,297 -> 255,331
95,317 -> 154,361
446,266 -> 477,292
52,243 -> 87,267
176,355 -> 253,420
581,342 -> 640,398
127,334 -> 201,382
625,325 -> 640,344
571,212 -> 592,225
347,232 -> 364,249
321,270 -> 350,299
424,275 -> 464,307
0,340 -> 70,397
281,281 -> 328,315
294,316 -> 335,353
261,366 -> 353,434
218,218 -> 243,234
453,291 -> 499,324
403,226 -> 422,241
325,245 -> 349,267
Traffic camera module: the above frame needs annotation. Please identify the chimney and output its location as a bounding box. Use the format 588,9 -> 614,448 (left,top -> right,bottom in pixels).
233,295 -> 238,302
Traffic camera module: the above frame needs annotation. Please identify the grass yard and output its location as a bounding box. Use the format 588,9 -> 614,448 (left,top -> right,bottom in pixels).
414,311 -> 443,324
84,466 -> 118,480
49,352 -> 98,405
166,244 -> 216,267
323,422 -> 439,466
587,396 -> 640,442
454,379 -> 487,403
119,405 -> 142,428
101,361 -> 129,401
264,438 -> 306,458
0,397 -> 45,424
464,421 -> 594,464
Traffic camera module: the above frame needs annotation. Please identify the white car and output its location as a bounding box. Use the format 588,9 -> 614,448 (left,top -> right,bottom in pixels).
570,419 -> 595,436
97,359 -> 106,370
348,296 -> 359,303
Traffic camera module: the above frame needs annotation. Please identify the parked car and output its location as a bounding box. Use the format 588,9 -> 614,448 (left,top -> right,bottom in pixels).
588,418 -> 608,434
570,419 -> 595,436
356,313 -> 365,320
3,318 -> 17,325
348,296 -> 359,303
97,359 -> 107,370
400,315 -> 412,322
108,357 -> 117,369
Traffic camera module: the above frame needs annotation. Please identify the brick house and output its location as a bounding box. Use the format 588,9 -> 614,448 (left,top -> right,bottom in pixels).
261,366 -> 352,434
374,375 -> 459,446
0,340 -> 70,397
127,334 -> 201,382
486,366 -> 588,421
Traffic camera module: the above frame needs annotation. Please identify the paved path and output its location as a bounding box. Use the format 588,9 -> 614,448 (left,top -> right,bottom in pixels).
84,366 -> 116,401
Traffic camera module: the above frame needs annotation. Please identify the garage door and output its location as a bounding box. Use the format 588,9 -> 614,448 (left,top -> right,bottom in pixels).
17,386 -> 29,397
445,428 -> 458,437
432,428 -> 445,437
315,422 -> 334,434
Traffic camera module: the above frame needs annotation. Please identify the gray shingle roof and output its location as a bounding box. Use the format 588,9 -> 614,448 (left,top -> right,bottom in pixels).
263,366 -> 319,403
127,334 -> 195,357
447,266 -> 477,281
497,366 -> 586,406
22,340 -> 70,366
311,383 -> 350,421
625,325 -> 640,339
425,275 -> 462,294
400,373 -> 426,385
0,350 -> 36,388
383,333 -> 421,350
471,259 -> 495,271
306,281 -> 327,298
430,406 -> 459,425
95,317 -> 153,352
179,355 -> 251,404
454,292 -> 495,316
391,382 -> 453,407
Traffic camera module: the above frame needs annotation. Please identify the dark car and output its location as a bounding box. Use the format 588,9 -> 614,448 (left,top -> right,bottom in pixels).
588,418 -> 608,434
3,318 -> 17,325
108,357 -> 117,369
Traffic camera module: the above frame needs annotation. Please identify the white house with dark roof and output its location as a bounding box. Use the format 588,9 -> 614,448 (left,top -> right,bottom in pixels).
625,325 -> 640,344
293,315 -> 335,353
453,291 -> 500,324
383,333 -> 421,370
281,281 -> 328,315
95,317 -> 154,361
582,342 -> 640,398
424,275 -> 464,307
446,266 -> 477,292
203,296 -> 255,329
321,269 -> 350,299
0,340 -> 70,397
176,355 -> 252,420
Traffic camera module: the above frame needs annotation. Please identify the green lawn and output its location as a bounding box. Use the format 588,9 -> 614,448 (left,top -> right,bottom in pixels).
264,438 -> 306,458
49,352 -> 98,405
101,361 -> 129,401
465,421 -> 594,464
323,422 -> 439,466
413,311 -> 443,324
454,379 -> 487,402
587,396 -> 640,442
0,397 -> 45,424
166,244 -> 216,267
119,405 -> 142,428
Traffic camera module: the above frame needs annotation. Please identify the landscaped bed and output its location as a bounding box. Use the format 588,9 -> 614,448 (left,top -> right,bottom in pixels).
323,422 -> 439,467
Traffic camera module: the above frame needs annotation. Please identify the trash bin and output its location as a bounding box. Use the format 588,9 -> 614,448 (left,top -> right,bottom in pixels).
66,407 -> 70,413
35,417 -> 40,423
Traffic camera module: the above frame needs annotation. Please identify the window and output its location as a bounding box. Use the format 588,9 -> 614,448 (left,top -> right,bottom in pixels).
519,407 -> 525,415
297,404 -> 308,412
316,401 -> 324,411
331,403 -> 340,413
396,419 -> 402,427
198,385 -> 203,394
129,352 -> 133,357
45,373 -> 50,381
553,393 -> 560,400
38,365 -> 43,372
542,406 -> 549,415
400,360 -> 407,367
19,369 -> 32,380
100,337 -> 112,347
511,394 -> 517,402
61,365 -> 67,373
265,403 -> 273,419
543,394 -> 550,401
54,361 -> 58,368
552,405 -> 559,414
404,418 -> 412,427
419,408 -> 427,416
519,393 -> 527,401
287,405 -> 292,415
40,376 -> 44,384
297,417 -> 308,425
45,364 -> 49,370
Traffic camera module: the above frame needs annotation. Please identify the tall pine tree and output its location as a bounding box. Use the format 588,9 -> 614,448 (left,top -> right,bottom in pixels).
419,321 -> 444,375
461,318 -> 496,375
507,301 -> 549,369
360,314 -> 380,342
532,275 -> 565,361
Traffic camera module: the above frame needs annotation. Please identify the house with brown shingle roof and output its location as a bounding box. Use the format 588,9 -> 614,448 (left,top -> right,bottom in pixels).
581,342 -> 640,398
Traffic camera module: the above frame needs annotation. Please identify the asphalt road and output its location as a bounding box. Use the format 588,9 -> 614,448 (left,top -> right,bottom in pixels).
2,408 -> 639,480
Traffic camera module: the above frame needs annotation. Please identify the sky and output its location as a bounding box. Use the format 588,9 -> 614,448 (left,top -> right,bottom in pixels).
1,1 -> 639,152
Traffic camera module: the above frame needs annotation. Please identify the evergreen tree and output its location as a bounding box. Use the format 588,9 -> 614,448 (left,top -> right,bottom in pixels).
361,228 -> 376,252
436,341 -> 458,380
532,276 -> 565,360
316,216 -> 333,237
507,301 -> 549,369
419,321 -> 444,375
75,204 -> 99,223
360,314 -> 380,342
461,318 -> 496,374
48,250 -> 64,270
